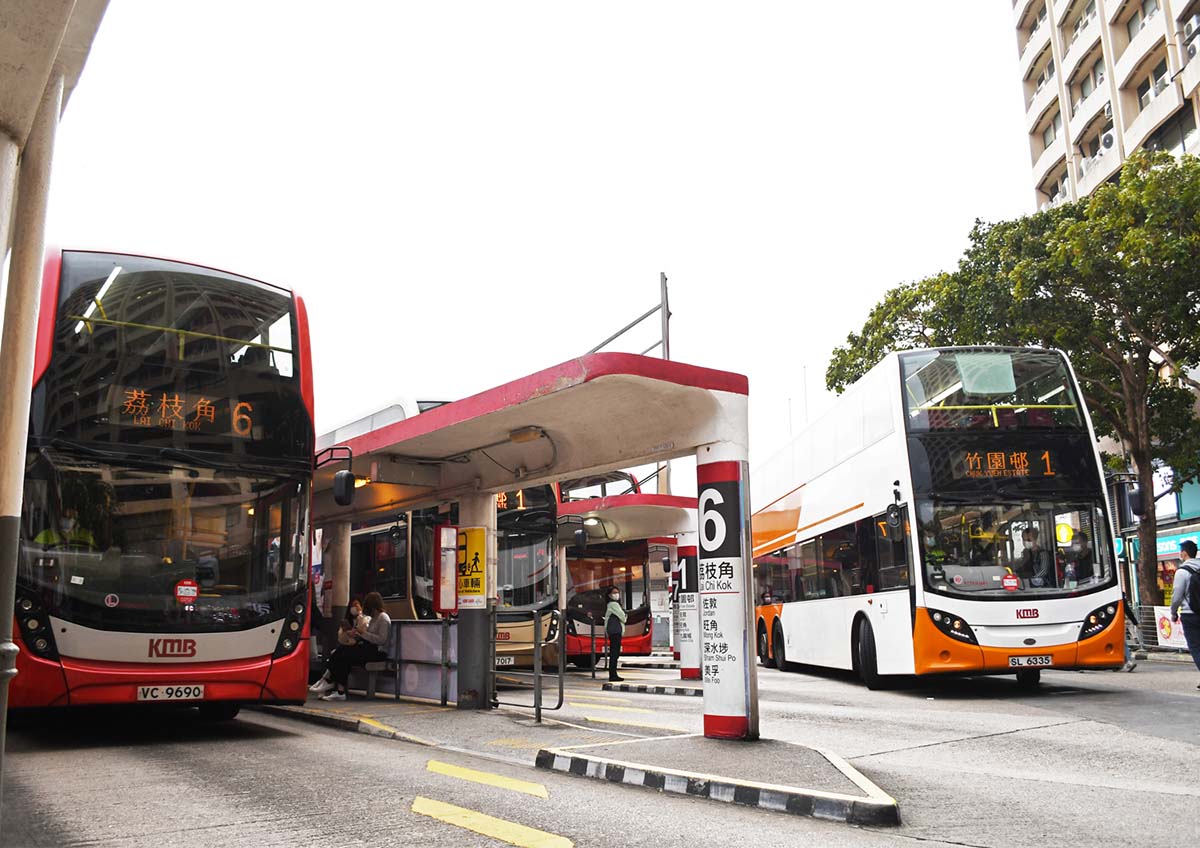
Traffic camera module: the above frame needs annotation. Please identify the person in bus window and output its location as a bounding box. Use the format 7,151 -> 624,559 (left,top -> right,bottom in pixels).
1018,527 -> 1054,587
34,507 -> 96,549
605,587 -> 627,682
1069,531 -> 1094,582
320,592 -> 391,701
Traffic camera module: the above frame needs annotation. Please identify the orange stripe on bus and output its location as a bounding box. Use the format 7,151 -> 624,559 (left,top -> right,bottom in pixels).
751,502 -> 865,555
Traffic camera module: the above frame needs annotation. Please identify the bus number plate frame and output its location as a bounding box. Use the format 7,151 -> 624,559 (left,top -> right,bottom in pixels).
1007,655 -> 1052,668
136,685 -> 205,701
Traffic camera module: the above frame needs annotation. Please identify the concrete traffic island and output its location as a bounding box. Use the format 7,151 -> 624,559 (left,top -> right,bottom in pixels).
535,734 -> 900,826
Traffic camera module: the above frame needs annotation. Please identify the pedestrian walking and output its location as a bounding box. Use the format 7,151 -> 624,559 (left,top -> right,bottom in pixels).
605,587 -> 627,682
1171,540 -> 1200,687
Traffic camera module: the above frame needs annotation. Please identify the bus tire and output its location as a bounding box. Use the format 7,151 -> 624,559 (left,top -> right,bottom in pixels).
1015,668 -> 1041,688
856,619 -> 884,690
757,621 -> 773,668
772,621 -> 789,671
198,703 -> 240,721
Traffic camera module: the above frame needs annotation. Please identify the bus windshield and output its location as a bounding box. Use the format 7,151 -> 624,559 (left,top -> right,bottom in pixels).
902,349 -> 1083,431
20,450 -> 308,633
917,498 -> 1114,599
567,545 -> 649,621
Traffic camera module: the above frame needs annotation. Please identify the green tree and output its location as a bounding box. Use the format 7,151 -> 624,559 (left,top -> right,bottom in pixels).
826,152 -> 1200,606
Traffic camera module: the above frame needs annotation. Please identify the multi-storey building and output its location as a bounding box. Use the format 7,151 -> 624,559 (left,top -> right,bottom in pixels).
1014,0 -> 1200,206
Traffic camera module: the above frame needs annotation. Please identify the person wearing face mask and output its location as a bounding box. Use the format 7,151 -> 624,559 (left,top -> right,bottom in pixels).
35,507 -> 96,549
309,597 -> 370,694
604,587 -> 627,682
1018,526 -> 1054,588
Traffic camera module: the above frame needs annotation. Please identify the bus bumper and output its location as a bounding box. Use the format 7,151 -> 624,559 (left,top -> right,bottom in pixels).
913,607 -> 1124,676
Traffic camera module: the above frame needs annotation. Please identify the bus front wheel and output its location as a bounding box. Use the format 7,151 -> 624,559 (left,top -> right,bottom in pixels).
757,623 -> 773,668
856,619 -> 884,690
1015,668 -> 1042,688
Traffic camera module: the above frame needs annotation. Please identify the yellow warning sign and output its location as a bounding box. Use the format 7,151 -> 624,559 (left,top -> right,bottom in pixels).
457,527 -> 487,610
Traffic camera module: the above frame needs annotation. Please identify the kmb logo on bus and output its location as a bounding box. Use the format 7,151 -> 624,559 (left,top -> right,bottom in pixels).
1015,608 -> 1040,620
148,638 -> 197,658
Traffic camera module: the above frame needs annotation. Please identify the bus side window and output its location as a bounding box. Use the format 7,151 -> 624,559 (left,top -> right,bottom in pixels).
800,540 -> 822,599
857,518 -> 878,593
787,545 -> 804,602
875,507 -> 909,590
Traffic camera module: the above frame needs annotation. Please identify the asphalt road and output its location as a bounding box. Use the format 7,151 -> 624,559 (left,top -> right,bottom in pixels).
3,659 -> 1197,847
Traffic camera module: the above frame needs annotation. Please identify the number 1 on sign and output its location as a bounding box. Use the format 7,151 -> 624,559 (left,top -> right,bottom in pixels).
1041,451 -> 1056,476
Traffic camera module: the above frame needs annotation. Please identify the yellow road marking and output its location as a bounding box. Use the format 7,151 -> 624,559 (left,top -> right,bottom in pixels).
411,796 -> 572,848
567,702 -> 652,714
583,715 -> 689,733
426,760 -> 549,798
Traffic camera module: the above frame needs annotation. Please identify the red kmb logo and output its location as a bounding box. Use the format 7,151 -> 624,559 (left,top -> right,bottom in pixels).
148,638 -> 197,658
1016,608 -> 1040,620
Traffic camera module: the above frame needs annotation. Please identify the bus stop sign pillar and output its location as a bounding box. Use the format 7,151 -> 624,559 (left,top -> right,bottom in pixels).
456,493 -> 496,710
676,544 -> 701,681
696,443 -> 759,740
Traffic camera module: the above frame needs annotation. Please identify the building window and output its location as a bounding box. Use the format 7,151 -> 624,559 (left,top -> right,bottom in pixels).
1068,0 -> 1097,48
1034,58 -> 1056,95
1042,110 -> 1063,148
1137,58 -> 1170,111
1145,108 -> 1198,156
1126,0 -> 1160,41
1076,56 -> 1106,111
1080,120 -> 1115,176
1043,170 -> 1069,204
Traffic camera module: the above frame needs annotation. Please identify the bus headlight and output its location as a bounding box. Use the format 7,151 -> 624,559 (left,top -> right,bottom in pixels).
273,589 -> 308,658
1078,603 -> 1118,640
15,593 -> 59,660
926,608 -> 978,645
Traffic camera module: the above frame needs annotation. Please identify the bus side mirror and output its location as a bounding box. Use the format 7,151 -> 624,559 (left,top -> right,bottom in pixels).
1128,487 -> 1145,517
886,504 -> 902,529
333,470 -> 355,507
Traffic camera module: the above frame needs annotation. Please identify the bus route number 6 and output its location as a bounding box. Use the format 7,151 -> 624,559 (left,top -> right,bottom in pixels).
233,402 -> 254,437
700,488 -> 727,554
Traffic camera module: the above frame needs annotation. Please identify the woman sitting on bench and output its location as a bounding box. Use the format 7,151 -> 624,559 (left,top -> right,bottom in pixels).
319,592 -> 390,701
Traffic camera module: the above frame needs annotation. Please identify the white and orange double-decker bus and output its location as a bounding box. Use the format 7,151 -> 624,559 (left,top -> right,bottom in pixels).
753,347 -> 1125,688
13,249 -> 317,718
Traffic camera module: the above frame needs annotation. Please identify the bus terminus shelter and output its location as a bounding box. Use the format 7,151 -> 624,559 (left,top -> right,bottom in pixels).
312,352 -> 759,740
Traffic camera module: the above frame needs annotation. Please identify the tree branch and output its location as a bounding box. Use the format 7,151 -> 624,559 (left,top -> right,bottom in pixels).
1118,312 -> 1200,393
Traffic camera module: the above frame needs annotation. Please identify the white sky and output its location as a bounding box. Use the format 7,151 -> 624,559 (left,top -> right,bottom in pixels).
44,1 -> 1034,488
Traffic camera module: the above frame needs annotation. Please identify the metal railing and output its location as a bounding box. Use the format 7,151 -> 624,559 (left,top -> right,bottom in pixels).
357,619 -> 457,705
489,609 -> 565,722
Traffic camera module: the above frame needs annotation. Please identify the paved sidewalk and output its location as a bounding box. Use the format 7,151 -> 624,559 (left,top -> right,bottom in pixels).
259,687 -> 899,825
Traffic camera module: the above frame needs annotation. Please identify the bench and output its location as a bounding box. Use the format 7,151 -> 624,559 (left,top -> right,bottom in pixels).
359,621 -> 401,699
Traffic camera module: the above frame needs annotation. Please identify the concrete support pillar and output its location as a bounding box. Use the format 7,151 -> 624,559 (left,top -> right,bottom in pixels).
456,493 -> 496,710
325,521 -> 351,619
0,70 -> 64,827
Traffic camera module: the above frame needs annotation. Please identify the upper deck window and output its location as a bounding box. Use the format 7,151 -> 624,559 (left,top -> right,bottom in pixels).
901,350 -> 1083,432
56,251 -> 295,379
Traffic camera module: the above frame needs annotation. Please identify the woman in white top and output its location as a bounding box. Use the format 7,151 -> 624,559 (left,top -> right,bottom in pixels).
321,592 -> 392,701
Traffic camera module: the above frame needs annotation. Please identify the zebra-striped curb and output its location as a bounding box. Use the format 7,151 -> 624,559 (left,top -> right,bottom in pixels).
534,744 -> 900,826
620,662 -> 681,669
603,683 -> 701,697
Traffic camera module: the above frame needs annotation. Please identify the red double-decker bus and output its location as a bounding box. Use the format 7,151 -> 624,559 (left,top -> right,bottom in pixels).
11,249 -> 316,718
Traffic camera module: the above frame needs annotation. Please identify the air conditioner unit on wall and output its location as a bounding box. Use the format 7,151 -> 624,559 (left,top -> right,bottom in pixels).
1189,41 -> 1198,60
1186,14 -> 1200,41
1102,130 -> 1115,149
